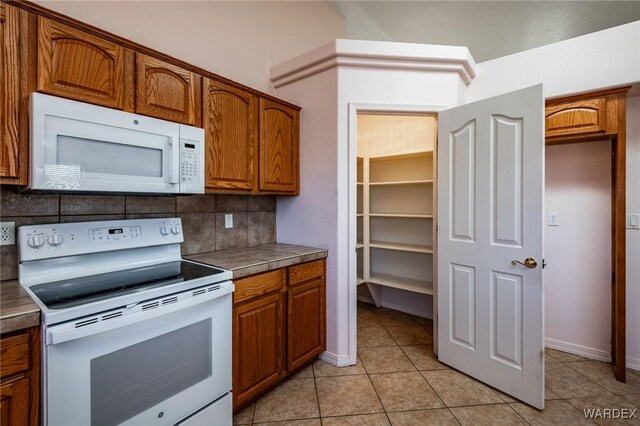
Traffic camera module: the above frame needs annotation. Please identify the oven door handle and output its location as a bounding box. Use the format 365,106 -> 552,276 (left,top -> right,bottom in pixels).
46,281 -> 233,346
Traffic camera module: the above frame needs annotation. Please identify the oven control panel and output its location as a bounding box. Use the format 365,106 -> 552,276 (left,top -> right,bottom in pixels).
90,225 -> 141,243
18,218 -> 184,262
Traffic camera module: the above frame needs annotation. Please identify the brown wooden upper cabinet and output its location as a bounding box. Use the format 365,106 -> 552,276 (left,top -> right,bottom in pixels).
1,3 -> 21,180
259,99 -> 299,194
136,54 -> 201,126
37,17 -> 132,110
545,96 -> 607,139
203,78 -> 258,191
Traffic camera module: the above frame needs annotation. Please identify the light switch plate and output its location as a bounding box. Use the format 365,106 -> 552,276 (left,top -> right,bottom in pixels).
224,214 -> 233,229
0,222 -> 16,246
548,212 -> 559,226
627,214 -> 640,230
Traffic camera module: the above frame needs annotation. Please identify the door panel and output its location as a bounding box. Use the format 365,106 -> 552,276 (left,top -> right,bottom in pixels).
450,263 -> 475,349
491,116 -> 523,246
438,84 -> 544,409
449,121 -> 476,241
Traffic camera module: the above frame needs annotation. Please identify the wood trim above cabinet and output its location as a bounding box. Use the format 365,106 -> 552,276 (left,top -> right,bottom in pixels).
136,54 -> 201,126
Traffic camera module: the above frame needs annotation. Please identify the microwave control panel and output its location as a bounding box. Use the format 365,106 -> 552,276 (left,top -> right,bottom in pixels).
178,126 -> 204,194
180,142 -> 199,183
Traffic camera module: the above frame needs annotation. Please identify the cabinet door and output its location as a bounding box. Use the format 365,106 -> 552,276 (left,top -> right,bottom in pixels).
259,99 -> 299,193
545,97 -> 607,138
233,292 -> 286,409
287,277 -> 326,371
136,54 -> 201,125
37,17 -> 131,109
0,377 -> 30,426
0,4 -> 20,179
203,78 -> 258,191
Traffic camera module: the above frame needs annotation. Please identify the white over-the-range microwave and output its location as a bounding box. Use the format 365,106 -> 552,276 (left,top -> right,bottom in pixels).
30,93 -> 205,194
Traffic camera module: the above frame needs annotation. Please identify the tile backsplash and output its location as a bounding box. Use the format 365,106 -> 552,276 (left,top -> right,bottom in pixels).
0,187 -> 276,280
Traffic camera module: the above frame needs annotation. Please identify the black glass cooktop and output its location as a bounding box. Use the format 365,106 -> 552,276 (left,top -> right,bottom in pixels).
30,261 -> 226,310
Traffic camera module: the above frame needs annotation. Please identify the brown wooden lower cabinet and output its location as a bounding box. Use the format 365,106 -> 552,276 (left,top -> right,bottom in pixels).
232,259 -> 326,412
0,376 -> 30,426
288,276 -> 326,371
0,326 -> 40,426
233,291 -> 287,410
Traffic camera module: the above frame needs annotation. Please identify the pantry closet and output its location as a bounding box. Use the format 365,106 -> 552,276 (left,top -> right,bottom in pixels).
355,113 -> 437,317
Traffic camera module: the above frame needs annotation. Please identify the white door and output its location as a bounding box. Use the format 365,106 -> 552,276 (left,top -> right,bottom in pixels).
437,84 -> 545,409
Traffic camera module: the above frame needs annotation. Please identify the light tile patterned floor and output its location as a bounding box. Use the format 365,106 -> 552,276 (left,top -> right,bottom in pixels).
234,303 -> 640,425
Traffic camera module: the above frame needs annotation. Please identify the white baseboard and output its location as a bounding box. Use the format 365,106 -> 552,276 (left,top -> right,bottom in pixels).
545,338 -> 640,373
545,338 -> 610,362
319,351 -> 351,367
626,356 -> 640,372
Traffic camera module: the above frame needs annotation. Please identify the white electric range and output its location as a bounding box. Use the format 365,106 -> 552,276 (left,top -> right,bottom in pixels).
18,218 -> 233,426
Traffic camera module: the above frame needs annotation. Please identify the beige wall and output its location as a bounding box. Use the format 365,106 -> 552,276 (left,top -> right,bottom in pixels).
34,1 -> 345,94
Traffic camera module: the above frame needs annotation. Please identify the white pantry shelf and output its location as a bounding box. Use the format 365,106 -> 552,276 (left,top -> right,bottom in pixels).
369,213 -> 433,219
369,179 -> 433,186
368,272 -> 433,295
369,241 -> 433,254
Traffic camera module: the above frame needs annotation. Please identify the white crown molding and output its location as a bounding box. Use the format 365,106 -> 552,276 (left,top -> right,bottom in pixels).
271,39 -> 477,89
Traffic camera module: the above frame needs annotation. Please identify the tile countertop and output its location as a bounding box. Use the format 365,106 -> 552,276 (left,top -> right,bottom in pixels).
186,243 -> 328,278
0,279 -> 40,334
0,243 -> 328,334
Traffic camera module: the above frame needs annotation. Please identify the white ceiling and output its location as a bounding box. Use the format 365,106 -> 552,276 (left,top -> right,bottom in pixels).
327,1 -> 640,63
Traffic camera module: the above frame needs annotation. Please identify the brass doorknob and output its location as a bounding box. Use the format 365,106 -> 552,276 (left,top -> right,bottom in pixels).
511,258 -> 538,269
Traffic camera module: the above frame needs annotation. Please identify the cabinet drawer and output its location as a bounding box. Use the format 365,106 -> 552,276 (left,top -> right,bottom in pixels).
0,332 -> 30,378
233,269 -> 284,304
288,259 -> 324,286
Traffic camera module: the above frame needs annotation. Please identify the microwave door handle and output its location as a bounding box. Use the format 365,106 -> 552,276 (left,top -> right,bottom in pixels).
170,137 -> 180,184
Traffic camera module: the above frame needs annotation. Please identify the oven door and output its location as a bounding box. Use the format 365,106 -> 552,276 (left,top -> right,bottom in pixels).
31,93 -> 181,194
43,285 -> 232,426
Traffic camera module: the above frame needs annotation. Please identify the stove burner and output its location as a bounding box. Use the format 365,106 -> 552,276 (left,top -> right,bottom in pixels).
30,261 -> 226,310
55,285 -> 126,303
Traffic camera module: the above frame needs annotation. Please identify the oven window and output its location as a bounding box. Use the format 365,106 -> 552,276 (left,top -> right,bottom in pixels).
90,319 -> 212,426
57,135 -> 163,177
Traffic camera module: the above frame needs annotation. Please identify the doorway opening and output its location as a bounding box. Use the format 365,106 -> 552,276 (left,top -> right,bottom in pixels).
348,103 -> 444,365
